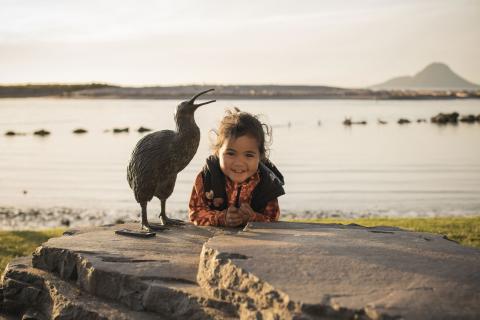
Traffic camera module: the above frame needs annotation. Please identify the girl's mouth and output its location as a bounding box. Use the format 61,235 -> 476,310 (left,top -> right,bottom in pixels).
232,169 -> 246,174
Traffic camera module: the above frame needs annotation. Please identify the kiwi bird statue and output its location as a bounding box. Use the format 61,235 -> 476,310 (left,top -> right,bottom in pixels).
120,89 -> 215,237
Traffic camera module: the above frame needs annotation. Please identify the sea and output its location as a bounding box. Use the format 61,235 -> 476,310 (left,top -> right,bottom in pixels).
0,98 -> 479,226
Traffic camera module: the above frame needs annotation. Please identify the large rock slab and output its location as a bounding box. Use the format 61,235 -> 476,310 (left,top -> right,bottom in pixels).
1,256 -> 161,320
198,222 -> 480,319
29,223 -> 237,319
2,221 -> 480,319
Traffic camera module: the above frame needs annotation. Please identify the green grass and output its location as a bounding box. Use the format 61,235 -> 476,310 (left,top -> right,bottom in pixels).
0,229 -> 65,273
291,217 -> 480,249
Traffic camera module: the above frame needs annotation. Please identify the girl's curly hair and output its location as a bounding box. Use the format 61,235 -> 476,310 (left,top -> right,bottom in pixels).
211,108 -> 272,160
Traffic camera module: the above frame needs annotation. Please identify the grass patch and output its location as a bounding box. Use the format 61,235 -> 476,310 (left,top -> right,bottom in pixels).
0,229 -> 65,273
291,217 -> 480,249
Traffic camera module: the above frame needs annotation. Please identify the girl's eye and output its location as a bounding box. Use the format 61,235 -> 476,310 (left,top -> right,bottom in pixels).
225,151 -> 235,156
246,153 -> 256,158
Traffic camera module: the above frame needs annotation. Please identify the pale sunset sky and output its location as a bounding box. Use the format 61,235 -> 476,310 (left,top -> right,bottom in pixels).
0,0 -> 479,88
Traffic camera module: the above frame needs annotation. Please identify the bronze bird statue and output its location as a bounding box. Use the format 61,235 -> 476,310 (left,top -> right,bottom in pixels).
122,89 -> 215,236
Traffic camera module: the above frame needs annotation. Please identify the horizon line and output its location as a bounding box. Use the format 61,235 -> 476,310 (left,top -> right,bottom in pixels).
0,82 -> 358,89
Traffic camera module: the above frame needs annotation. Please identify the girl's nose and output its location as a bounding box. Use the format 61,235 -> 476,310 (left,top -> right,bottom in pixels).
232,161 -> 245,168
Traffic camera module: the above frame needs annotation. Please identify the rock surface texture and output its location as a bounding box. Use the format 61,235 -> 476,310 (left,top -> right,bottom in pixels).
1,222 -> 480,319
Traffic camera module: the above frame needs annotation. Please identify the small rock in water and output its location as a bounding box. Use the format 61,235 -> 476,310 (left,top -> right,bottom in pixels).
431,112 -> 459,124
5,131 -> 27,136
113,127 -> 129,133
398,118 -> 411,124
343,118 -> 367,125
416,118 -> 427,123
459,115 -> 476,123
33,129 -> 51,136
73,128 -> 88,134
137,126 -> 152,133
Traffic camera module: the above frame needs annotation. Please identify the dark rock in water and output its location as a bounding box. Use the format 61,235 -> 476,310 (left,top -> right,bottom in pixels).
33,129 -> 50,136
431,112 -> 459,124
398,118 -> 411,124
137,126 -> 153,133
416,118 -> 427,123
73,128 -> 88,134
113,127 -> 129,133
459,115 -> 476,123
476,114 -> 480,122
5,131 -> 27,136
377,119 -> 387,125
343,118 -> 366,126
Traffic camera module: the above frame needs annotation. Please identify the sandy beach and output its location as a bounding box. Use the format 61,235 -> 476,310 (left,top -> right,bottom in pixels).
0,206 -> 125,231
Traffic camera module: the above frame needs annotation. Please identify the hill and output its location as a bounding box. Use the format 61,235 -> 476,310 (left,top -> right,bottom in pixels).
371,63 -> 480,91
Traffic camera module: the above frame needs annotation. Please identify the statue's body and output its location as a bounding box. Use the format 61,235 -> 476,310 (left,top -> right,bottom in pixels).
124,89 -> 215,235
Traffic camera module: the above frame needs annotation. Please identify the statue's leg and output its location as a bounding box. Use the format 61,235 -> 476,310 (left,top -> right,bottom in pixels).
144,201 -> 169,231
115,202 -> 160,237
159,199 -> 185,225
141,202 -> 150,231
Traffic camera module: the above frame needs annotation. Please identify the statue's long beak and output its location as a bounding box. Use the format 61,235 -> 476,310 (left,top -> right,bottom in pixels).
190,88 -> 216,108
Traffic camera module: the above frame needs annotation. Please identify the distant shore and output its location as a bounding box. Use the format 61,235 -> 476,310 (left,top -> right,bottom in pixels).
1,84 -> 479,100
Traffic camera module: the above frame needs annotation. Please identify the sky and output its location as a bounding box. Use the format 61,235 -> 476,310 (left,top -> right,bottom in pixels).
0,0 -> 479,88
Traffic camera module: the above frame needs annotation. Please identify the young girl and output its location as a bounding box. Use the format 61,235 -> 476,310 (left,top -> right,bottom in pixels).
189,108 -> 285,227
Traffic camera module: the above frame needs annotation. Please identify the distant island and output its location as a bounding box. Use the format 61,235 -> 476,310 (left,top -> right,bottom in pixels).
1,63 -> 479,100
371,62 -> 480,91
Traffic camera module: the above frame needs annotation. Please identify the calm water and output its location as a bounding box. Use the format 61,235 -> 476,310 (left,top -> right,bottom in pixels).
0,98 -> 479,220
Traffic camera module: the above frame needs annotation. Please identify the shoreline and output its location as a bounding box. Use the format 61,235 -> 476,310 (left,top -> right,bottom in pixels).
1,205 -> 478,231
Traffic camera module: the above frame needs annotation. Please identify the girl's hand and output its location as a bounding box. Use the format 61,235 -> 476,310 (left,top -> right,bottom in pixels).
225,206 -> 244,227
239,203 -> 255,224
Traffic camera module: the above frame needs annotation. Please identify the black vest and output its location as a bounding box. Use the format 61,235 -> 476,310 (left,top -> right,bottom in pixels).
201,155 -> 285,213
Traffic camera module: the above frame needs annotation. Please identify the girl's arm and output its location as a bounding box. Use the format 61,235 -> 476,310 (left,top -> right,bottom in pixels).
261,198 -> 280,221
253,198 -> 280,222
189,173 -> 227,226
240,199 -> 280,223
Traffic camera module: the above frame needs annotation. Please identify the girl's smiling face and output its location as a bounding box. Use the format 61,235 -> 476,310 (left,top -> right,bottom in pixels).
219,135 -> 260,184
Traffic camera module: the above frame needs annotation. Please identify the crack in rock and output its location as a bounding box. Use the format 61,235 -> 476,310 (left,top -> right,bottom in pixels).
216,253 -> 249,262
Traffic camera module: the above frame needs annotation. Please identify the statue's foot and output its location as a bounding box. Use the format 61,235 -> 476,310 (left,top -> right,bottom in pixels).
146,222 -> 169,231
115,228 -> 156,238
159,216 -> 185,226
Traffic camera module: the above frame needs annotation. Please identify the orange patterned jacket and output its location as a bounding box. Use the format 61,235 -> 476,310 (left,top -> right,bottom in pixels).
189,171 -> 280,226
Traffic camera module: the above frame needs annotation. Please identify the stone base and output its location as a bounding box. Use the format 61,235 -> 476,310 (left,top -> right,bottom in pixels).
1,222 -> 480,319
